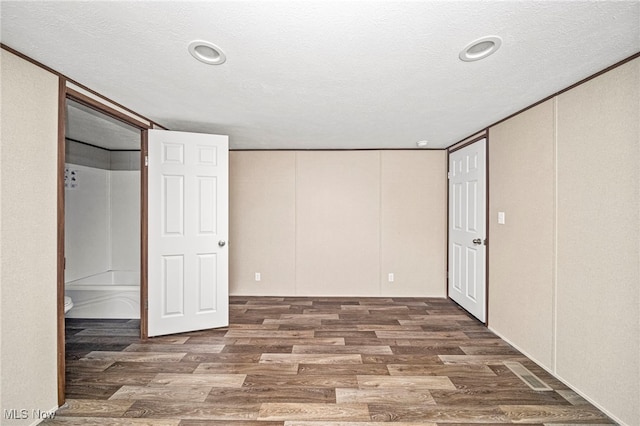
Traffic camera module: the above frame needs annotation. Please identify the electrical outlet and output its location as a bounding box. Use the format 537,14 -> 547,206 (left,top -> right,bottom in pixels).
388,273 -> 395,283
255,272 -> 261,282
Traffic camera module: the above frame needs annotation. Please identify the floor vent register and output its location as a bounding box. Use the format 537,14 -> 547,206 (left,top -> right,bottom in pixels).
503,361 -> 553,391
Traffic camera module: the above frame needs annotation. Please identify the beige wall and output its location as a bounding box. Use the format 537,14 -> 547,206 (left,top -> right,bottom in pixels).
555,59 -> 639,425
488,57 -> 639,425
296,151 -> 381,295
229,151 -> 296,295
488,100 -> 555,369
1,50 -> 60,423
381,151 -> 447,296
229,150 -> 447,296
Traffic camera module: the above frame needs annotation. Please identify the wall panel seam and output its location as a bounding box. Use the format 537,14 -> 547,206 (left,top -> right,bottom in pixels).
552,95 -> 558,375
294,152 -> 298,296
379,151 -> 383,296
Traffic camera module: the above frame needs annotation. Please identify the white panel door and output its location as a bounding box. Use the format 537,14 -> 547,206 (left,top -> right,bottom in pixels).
148,129 -> 229,337
448,139 -> 486,322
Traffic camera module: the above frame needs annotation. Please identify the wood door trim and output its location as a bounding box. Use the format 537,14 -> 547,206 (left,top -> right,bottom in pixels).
57,77 -> 67,407
445,150 -> 452,300
448,133 -> 488,153
58,90 -> 149,402
484,130 -> 490,327
66,88 -> 151,130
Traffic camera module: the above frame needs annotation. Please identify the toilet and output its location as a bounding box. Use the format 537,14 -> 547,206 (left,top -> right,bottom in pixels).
64,296 -> 74,314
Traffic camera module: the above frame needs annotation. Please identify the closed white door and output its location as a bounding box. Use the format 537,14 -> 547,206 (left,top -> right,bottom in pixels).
448,139 -> 486,322
147,129 -> 229,337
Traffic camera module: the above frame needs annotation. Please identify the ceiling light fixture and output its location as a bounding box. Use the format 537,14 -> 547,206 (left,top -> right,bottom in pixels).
459,36 -> 502,62
416,140 -> 429,148
188,40 -> 226,65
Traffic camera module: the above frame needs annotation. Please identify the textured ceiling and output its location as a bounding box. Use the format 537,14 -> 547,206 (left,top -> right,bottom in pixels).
1,1 -> 639,150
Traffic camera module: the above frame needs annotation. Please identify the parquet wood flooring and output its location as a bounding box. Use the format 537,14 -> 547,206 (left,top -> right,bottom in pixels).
46,297 -> 615,425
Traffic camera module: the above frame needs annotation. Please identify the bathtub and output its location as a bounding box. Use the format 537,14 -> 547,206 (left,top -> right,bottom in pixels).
65,270 -> 140,319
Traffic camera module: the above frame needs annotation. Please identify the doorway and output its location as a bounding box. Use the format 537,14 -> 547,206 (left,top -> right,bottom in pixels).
64,98 -> 142,320
448,138 -> 487,322
58,87 -> 150,406
58,86 -> 231,404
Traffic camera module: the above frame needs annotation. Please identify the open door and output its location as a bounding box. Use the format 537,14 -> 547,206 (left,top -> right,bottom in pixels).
448,138 -> 487,322
147,129 -> 229,337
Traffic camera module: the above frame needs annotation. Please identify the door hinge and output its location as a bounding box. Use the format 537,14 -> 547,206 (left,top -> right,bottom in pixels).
447,171 -> 451,179
145,155 -> 149,167
145,299 -> 148,309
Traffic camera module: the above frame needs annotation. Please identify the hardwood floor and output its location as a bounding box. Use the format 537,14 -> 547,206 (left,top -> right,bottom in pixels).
46,297 -> 615,425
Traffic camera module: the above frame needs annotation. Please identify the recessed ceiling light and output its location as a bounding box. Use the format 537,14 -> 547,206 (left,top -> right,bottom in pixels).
416,140 -> 429,148
459,36 -> 502,62
188,40 -> 226,65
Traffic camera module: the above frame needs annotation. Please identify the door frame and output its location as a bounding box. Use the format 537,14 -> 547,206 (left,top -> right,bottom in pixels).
57,82 -> 154,405
446,132 -> 490,325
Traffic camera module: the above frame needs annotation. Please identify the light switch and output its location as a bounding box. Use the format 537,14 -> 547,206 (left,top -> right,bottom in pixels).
498,211 -> 506,225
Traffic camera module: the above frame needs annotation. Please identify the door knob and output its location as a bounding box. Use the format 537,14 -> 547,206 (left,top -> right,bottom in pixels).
218,240 -> 226,247
472,238 -> 482,245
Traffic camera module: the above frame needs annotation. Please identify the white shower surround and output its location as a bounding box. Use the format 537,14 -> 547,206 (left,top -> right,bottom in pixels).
65,270 -> 139,319
65,163 -> 140,318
